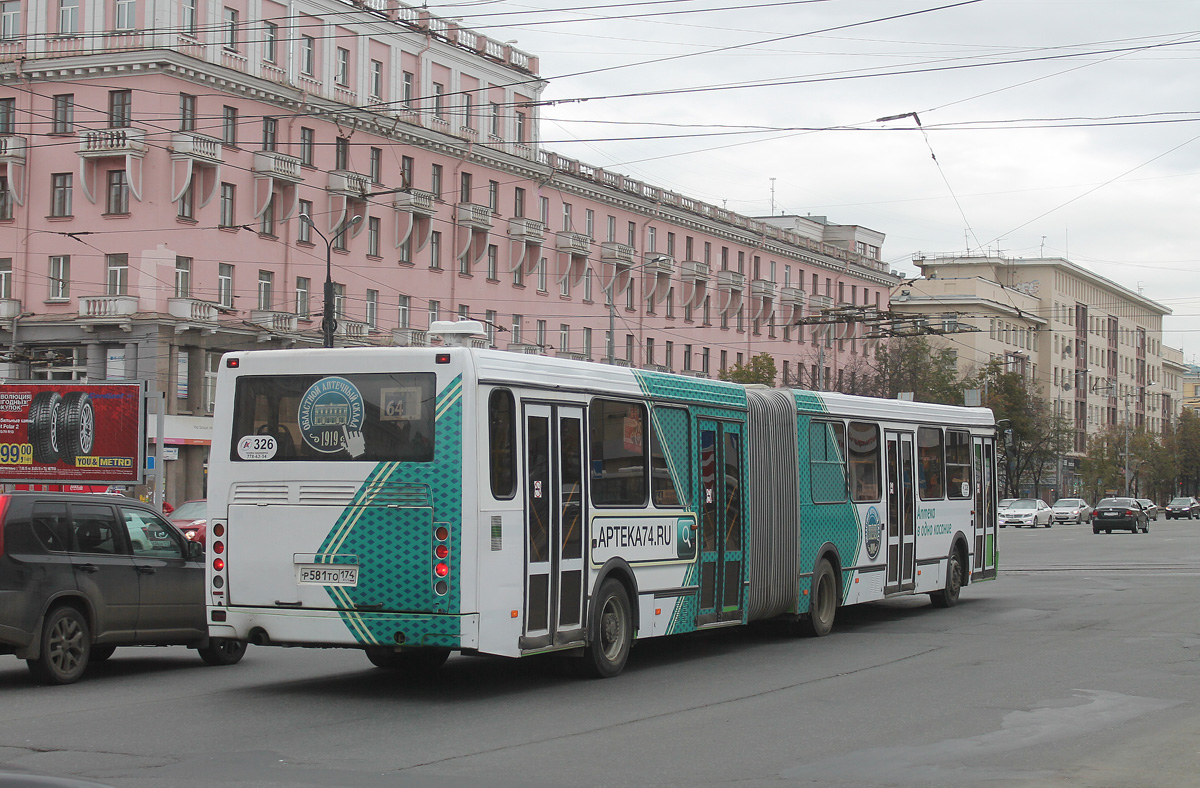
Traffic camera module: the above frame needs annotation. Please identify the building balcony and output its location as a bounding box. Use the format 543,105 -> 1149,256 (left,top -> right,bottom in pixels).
780,287 -> 806,308
0,135 -> 26,163
507,342 -> 543,355
249,310 -> 298,333
78,128 -> 146,158
170,132 -> 222,165
556,232 -> 592,256
456,203 -> 494,230
336,320 -> 371,339
78,295 -> 138,318
392,328 -> 429,347
0,298 -> 22,320
750,279 -> 777,300
328,170 -> 371,198
716,269 -> 746,292
600,242 -> 636,265
642,254 -> 674,276
508,217 -> 546,243
252,150 -> 303,183
167,298 -> 218,323
680,260 -> 710,282
808,293 -> 833,311
393,190 -> 436,216
555,351 -> 590,362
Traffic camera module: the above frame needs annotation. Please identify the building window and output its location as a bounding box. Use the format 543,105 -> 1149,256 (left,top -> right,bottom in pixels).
540,196 -> 549,224
0,98 -> 12,135
484,309 -> 497,345
300,36 -> 315,75
398,237 -> 411,264
460,171 -> 472,204
488,180 -> 499,212
370,147 -> 382,183
431,164 -> 443,199
511,314 -> 522,344
257,270 -> 273,310
536,319 -> 546,348
459,245 -> 471,276
50,173 -> 72,217
462,94 -> 473,129
512,256 -> 524,287
490,103 -> 501,136
335,137 -> 349,170
429,231 -> 442,269
106,170 -> 129,214
49,255 -> 70,299
222,105 -> 238,146
114,0 -> 135,30
259,195 -> 274,236
59,0 -> 79,35
218,263 -> 234,307
179,93 -> 196,131
295,277 -> 310,317
263,20 -> 277,62
0,258 -> 9,297
514,187 -> 525,218
583,327 -> 592,358
562,202 -> 572,232
222,7 -> 238,50
299,127 -> 314,166
177,180 -> 194,220
515,111 -> 526,143
367,216 -> 380,257
402,72 -> 414,106
0,177 -> 10,220
106,254 -> 129,295
365,289 -> 378,327
370,60 -> 383,100
174,256 -> 191,298
397,295 -> 410,328
486,244 -> 498,280
400,155 -> 414,188
109,90 -> 132,128
537,257 -> 547,292
335,47 -> 350,86
428,299 -> 440,326
432,83 -> 445,117
52,94 -> 74,133
219,183 -> 235,227
262,117 -> 277,151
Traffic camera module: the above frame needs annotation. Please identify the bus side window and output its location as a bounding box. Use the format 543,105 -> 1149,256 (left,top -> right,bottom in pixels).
809,420 -> 847,503
917,426 -> 945,500
848,421 -> 881,502
589,399 -> 648,507
945,429 -> 972,499
650,406 -> 688,508
488,389 -> 516,500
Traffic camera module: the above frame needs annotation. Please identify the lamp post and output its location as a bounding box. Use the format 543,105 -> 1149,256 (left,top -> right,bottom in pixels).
300,213 -> 362,349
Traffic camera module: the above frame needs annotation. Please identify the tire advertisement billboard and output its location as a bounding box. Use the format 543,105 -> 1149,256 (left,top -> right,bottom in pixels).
0,382 -> 145,485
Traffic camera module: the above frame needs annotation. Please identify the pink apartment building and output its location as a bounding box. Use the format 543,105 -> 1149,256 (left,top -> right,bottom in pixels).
0,0 -> 898,503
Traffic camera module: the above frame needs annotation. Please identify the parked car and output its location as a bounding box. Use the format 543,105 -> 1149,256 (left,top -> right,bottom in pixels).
1164,497 -> 1200,519
1091,497 -> 1150,534
1136,499 -> 1159,521
1051,498 -> 1092,524
0,492 -> 247,684
998,498 -> 1054,527
169,499 -> 208,546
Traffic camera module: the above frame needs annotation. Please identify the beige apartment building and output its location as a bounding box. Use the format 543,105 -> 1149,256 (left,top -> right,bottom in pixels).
893,255 -> 1184,497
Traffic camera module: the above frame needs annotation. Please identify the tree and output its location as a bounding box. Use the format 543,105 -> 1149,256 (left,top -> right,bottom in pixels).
864,336 -> 963,404
719,353 -> 777,386
1081,427 -> 1124,503
1174,409 -> 1200,497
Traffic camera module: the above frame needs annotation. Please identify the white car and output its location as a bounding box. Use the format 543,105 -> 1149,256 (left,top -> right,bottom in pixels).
999,498 -> 1054,528
1051,498 -> 1092,524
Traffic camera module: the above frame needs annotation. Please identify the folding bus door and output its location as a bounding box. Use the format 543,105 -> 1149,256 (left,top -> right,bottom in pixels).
972,436 -> 998,579
884,431 -> 917,594
696,419 -> 745,627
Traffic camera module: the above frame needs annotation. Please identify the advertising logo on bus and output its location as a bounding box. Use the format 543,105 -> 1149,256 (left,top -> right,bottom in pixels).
864,506 -> 882,559
298,376 -> 365,454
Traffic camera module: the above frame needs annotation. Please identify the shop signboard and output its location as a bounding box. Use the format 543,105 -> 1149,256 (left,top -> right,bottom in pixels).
0,382 -> 146,485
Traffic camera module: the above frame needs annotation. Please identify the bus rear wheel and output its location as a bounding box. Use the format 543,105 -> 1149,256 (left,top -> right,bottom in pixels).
581,578 -> 632,678
930,546 -> 964,608
800,559 -> 837,637
366,647 -> 450,673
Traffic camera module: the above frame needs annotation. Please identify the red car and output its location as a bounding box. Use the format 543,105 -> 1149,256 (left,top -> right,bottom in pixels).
170,500 -> 208,546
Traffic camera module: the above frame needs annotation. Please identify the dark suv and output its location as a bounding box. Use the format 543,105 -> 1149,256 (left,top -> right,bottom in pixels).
0,492 -> 246,684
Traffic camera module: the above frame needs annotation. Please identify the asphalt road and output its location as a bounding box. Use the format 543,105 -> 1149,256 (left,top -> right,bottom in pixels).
3,519 -> 1200,788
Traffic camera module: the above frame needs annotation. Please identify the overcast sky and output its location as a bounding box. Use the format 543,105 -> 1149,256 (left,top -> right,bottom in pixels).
451,0 -> 1200,361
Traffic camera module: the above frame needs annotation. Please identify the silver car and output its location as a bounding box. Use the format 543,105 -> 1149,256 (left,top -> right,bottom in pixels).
1051,498 -> 1092,524
999,498 -> 1054,528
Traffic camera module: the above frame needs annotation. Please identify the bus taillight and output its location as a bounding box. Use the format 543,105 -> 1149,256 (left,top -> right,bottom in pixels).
435,562 -> 449,578
213,557 -> 225,572
435,544 -> 449,559
433,524 -> 450,595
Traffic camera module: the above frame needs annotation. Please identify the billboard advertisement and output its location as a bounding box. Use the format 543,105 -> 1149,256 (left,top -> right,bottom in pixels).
0,382 -> 145,485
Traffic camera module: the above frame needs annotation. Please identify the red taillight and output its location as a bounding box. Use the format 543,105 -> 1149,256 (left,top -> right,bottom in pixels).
212,523 -> 225,538
0,495 -> 8,555
434,525 -> 448,542
212,540 -> 225,554
213,557 -> 225,571
435,544 -> 449,559
434,562 -> 449,578
1125,510 -> 1134,516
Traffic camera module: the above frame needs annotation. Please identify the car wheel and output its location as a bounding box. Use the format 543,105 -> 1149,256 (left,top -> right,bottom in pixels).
1105,529 -> 1111,534
1093,527 -> 1100,534
581,578 -> 634,677
27,605 -> 90,685
27,391 -> 63,465
56,392 -> 94,466
197,638 -> 248,666
365,647 -> 450,672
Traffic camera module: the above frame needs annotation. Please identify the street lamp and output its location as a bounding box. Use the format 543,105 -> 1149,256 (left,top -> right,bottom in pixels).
300,213 -> 362,348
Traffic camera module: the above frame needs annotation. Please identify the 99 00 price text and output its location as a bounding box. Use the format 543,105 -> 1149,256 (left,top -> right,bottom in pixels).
0,443 -> 34,465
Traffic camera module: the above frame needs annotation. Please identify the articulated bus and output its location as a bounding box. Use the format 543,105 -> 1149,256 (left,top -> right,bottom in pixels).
206,322 -> 998,677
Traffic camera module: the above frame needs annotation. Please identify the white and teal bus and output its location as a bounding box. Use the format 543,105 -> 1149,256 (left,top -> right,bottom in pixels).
206,322 -> 998,677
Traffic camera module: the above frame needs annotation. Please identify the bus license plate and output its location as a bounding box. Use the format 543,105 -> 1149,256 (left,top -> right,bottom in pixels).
297,565 -> 359,586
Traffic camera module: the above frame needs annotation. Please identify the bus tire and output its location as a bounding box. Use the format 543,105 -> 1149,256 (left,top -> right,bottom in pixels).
57,392 -> 95,465
581,578 -> 632,678
800,559 -> 837,637
930,545 -> 964,608
28,391 -> 63,465
198,638 -> 248,666
365,647 -> 449,673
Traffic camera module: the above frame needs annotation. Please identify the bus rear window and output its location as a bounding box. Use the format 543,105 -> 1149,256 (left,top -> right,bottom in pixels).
230,373 -> 436,462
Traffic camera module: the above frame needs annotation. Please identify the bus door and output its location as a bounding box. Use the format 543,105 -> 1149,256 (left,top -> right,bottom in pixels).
885,431 -> 916,593
522,404 -> 586,650
696,419 -> 745,626
973,436 -> 998,578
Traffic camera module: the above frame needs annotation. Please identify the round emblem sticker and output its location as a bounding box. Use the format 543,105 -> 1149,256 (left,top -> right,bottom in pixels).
864,506 -> 882,560
237,434 -> 277,460
298,377 -> 365,455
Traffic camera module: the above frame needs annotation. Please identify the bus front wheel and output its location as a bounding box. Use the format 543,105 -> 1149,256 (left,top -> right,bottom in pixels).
930,546 -> 964,608
800,560 -> 837,637
581,578 -> 632,678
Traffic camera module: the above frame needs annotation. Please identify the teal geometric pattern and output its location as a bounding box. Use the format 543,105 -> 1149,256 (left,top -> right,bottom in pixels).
316,375 -> 464,647
793,391 -> 862,608
633,369 -> 747,409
